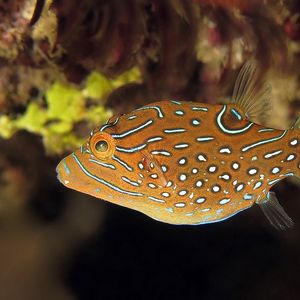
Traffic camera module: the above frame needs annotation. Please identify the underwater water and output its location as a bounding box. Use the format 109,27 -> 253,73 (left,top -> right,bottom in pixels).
1,0 -> 300,299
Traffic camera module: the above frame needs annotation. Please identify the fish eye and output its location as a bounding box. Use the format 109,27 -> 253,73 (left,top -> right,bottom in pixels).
95,140 -> 108,152
90,132 -> 115,160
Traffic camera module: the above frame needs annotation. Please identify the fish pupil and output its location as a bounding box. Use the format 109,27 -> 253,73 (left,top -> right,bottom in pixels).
95,140 -> 108,152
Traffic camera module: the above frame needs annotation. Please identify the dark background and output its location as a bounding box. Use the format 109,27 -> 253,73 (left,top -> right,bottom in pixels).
1,1 -> 300,299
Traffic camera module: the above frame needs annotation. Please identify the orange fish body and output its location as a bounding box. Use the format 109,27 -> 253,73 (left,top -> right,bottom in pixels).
57,63 -> 298,229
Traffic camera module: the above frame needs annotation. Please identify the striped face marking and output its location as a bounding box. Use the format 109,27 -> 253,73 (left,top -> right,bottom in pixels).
57,99 -> 298,227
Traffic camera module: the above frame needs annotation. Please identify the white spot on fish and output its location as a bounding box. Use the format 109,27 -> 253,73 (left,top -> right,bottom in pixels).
208,165 -> 217,173
166,181 -> 173,187
189,192 -> 194,199
290,139 -> 298,146
174,143 -> 189,149
192,119 -> 200,126
201,208 -> 211,212
232,162 -> 240,170
192,168 -> 198,174
161,165 -> 168,172
219,173 -> 230,181
271,167 -> 280,174
243,193 -> 253,200
248,168 -> 258,175
179,174 -> 187,181
175,202 -> 186,208
212,185 -> 220,192
197,154 -> 207,162
175,110 -> 185,116
219,198 -> 231,205
195,197 -> 206,203
253,181 -> 262,190
161,192 -> 170,198
178,190 -> 188,196
178,158 -> 187,165
286,154 -> 296,161
236,183 -> 244,192
264,150 -> 283,159
148,183 -> 157,189
219,147 -> 231,154
195,180 -> 203,187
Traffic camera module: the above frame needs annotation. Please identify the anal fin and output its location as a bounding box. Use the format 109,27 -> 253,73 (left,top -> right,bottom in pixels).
257,191 -> 294,230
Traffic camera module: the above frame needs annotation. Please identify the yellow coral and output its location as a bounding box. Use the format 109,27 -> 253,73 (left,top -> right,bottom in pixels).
0,67 -> 141,154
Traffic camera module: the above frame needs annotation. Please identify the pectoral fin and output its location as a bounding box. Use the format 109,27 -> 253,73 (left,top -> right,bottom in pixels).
257,191 -> 294,230
141,152 -> 168,187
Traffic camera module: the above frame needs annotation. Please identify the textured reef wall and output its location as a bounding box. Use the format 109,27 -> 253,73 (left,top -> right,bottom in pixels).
1,1 -> 300,299
2,0 -> 300,154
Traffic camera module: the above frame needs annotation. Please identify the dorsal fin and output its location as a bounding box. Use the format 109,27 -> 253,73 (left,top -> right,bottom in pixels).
291,116 -> 300,129
231,61 -> 272,123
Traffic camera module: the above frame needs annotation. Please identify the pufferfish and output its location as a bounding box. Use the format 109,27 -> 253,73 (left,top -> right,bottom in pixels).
56,62 -> 299,230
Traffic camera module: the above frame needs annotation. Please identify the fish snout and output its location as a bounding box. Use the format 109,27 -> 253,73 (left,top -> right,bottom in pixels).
56,157 -> 72,186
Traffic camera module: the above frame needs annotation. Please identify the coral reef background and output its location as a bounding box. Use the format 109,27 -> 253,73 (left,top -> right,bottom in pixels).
1,0 -> 300,299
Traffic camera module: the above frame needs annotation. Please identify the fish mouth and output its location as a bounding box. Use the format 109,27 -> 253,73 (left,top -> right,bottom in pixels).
56,157 -> 72,187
